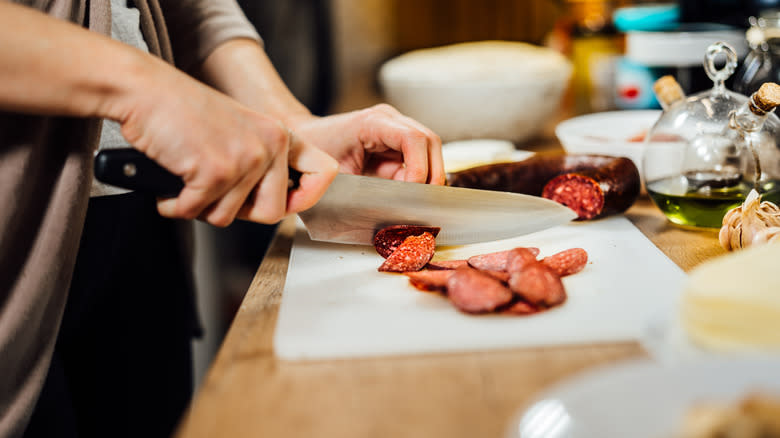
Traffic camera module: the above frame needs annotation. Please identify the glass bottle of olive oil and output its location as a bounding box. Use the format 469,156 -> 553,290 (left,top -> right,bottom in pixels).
647,82 -> 780,228
647,178 -> 780,228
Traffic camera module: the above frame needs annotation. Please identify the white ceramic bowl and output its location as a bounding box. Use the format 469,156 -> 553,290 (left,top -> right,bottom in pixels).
379,41 -> 573,143
555,110 -> 663,177
441,139 -> 534,173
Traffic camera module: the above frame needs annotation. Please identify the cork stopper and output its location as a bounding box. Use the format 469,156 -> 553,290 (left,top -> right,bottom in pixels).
751,82 -> 780,114
653,75 -> 685,109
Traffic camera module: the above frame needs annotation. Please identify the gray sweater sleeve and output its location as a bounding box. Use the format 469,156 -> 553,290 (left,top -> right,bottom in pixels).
159,0 -> 263,73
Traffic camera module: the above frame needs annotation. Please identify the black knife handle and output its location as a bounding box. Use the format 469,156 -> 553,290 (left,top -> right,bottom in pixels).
94,148 -> 302,198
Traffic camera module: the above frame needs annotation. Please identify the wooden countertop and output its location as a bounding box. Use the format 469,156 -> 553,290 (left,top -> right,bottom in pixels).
175,141 -> 727,438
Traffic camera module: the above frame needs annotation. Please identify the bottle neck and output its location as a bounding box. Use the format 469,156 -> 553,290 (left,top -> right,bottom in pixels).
659,96 -> 683,111
730,94 -> 772,133
653,76 -> 685,110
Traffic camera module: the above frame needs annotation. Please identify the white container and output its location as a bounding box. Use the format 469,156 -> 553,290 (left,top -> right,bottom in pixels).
441,139 -> 533,173
379,41 -> 572,144
555,109 -> 662,184
625,26 -> 748,67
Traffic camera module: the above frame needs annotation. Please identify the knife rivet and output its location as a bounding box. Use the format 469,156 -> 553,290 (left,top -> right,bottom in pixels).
123,163 -> 137,177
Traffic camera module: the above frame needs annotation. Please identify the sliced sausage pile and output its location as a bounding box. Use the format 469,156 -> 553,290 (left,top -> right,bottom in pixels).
373,225 -> 588,315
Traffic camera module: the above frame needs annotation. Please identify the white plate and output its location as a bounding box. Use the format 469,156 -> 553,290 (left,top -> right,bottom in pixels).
506,357 -> 780,438
555,110 -> 662,180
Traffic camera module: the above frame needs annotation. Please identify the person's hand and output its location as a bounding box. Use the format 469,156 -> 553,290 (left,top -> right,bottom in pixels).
117,62 -> 338,227
0,4 -> 341,227
191,41 -> 442,185
288,104 -> 445,185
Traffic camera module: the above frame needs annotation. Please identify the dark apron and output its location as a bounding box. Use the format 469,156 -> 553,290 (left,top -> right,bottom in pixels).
25,191 -> 200,438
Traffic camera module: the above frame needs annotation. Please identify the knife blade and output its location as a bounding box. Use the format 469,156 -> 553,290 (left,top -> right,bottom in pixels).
297,173 -> 577,246
94,148 -> 577,246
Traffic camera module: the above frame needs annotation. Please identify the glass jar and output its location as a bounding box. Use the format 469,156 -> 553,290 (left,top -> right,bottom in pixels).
734,9 -> 780,96
643,42 -> 780,228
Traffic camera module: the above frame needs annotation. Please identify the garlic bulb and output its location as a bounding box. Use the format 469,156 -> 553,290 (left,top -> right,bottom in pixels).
719,189 -> 780,251
753,226 -> 780,246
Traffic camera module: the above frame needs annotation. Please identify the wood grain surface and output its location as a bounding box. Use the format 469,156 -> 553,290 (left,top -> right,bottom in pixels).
175,145 -> 726,438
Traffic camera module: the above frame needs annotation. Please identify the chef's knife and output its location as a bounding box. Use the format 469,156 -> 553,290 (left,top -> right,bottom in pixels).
94,148 -> 577,245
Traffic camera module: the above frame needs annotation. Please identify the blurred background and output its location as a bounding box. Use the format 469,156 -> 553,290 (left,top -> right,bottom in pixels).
192,0 -> 780,386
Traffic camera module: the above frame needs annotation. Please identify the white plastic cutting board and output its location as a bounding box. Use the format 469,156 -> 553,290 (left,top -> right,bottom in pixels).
274,216 -> 686,361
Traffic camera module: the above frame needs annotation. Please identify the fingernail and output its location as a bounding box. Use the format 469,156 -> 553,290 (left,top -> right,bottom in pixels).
157,198 -> 176,217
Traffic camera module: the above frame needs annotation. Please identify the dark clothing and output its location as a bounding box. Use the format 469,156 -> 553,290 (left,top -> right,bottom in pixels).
24,193 -> 199,438
0,1 -> 260,436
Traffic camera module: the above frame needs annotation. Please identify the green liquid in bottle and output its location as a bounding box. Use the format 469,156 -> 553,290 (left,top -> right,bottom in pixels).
646,176 -> 780,228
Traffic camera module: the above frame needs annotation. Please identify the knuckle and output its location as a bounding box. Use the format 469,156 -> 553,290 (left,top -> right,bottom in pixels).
179,159 -> 198,181
254,148 -> 269,168
357,106 -> 385,123
402,128 -> 428,147
208,160 -> 238,187
263,124 -> 290,153
371,103 -> 397,115
429,131 -> 442,146
244,147 -> 268,171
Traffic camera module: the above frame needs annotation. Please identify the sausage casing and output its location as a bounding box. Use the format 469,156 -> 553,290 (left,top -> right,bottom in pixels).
447,154 -> 640,219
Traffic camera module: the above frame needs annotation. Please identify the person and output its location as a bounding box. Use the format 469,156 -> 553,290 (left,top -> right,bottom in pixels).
0,0 -> 444,437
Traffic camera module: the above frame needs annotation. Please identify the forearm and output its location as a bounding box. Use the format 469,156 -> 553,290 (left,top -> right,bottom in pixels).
195,38 -> 313,126
0,2 -> 163,121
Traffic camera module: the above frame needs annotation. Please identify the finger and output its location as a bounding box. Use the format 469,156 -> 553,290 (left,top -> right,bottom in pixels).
236,156 -> 289,224
374,105 -> 445,185
426,133 -> 445,185
198,134 -> 284,226
285,132 -> 339,214
362,150 -> 404,180
200,165 -> 267,227
362,115 -> 430,183
157,184 -> 223,220
156,159 -> 242,219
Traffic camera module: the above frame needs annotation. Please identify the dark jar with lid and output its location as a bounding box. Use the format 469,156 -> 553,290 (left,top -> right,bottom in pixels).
734,10 -> 780,96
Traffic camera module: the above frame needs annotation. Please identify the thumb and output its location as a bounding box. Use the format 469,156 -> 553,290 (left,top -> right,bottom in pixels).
285,131 -> 339,214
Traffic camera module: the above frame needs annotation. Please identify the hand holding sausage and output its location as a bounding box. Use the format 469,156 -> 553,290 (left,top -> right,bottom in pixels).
193,41 -> 444,187
288,104 -> 446,185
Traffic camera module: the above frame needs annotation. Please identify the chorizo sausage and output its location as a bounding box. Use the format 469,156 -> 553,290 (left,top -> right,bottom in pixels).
405,270 -> 454,293
426,259 -> 469,270
508,263 -> 566,306
541,248 -> 588,277
481,270 -> 510,283
467,250 -> 512,271
500,299 -> 539,315
373,225 -> 441,258
447,267 -> 513,314
378,232 -> 436,273
506,247 -> 539,275
467,247 -> 539,271
446,154 -> 640,220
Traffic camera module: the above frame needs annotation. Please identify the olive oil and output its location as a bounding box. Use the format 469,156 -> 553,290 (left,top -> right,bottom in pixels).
647,176 -> 780,228
645,82 -> 780,228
